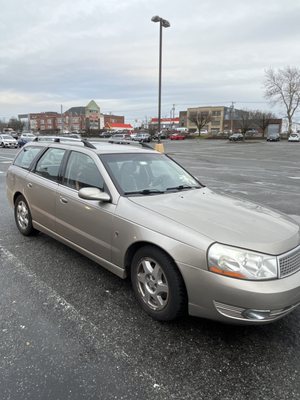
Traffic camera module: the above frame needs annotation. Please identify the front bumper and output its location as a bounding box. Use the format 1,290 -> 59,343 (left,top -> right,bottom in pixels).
213,300 -> 300,322
178,263 -> 300,324
3,142 -> 17,148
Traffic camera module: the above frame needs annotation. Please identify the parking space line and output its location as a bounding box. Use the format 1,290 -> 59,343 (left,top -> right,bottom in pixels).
0,243 -> 168,393
0,156 -> 14,161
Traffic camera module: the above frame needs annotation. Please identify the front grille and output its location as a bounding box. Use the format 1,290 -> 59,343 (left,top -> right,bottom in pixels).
278,245 -> 300,278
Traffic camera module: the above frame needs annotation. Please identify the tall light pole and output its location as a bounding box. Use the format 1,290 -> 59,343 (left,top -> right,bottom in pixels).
151,15 -> 170,142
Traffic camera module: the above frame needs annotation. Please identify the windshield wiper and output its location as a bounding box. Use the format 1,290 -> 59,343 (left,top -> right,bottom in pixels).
124,189 -> 165,195
166,185 -> 201,191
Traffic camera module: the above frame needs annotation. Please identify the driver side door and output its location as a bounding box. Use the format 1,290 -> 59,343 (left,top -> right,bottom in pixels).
55,150 -> 115,262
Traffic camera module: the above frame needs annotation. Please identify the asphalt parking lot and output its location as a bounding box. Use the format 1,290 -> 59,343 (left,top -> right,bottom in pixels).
0,139 -> 299,400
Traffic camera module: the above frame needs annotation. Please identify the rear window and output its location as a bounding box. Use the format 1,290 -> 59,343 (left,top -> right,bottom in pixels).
14,146 -> 43,170
34,148 -> 66,182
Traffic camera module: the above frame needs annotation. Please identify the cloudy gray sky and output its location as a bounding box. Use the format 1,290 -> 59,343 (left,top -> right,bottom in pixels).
1,0 -> 300,124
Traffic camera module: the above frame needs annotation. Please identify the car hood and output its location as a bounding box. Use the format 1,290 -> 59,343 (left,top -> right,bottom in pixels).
129,188 -> 300,255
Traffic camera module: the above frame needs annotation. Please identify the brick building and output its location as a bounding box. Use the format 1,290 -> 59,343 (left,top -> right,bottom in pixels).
29,112 -> 60,133
19,101 -> 126,134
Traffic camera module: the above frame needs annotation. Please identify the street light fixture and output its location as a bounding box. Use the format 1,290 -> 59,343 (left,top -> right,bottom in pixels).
151,15 -> 170,143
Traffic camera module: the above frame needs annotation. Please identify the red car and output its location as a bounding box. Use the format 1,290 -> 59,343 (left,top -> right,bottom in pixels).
170,133 -> 185,140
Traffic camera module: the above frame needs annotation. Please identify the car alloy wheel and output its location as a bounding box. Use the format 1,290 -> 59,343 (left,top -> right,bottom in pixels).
131,245 -> 187,321
136,256 -> 169,311
14,195 -> 37,236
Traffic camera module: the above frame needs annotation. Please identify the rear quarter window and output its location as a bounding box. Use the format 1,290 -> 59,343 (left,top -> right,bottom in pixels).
13,146 -> 43,170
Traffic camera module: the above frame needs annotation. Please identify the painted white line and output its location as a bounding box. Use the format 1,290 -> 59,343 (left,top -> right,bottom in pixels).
0,161 -> 12,163
0,156 -> 14,161
288,177 -> 300,180
0,243 -> 103,340
0,243 -> 169,392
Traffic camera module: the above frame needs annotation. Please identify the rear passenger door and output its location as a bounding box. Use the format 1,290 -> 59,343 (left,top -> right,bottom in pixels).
55,150 -> 115,262
26,147 -> 66,232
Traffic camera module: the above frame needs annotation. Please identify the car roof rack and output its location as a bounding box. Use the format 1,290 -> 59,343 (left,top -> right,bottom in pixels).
53,137 -> 97,149
81,139 -> 97,149
32,136 -> 97,149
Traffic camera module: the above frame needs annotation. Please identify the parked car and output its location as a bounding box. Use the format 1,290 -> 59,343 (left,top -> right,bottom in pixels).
6,140 -> 300,324
170,133 -> 185,140
0,134 -> 18,148
3,128 -> 18,139
108,133 -> 131,144
62,133 -> 81,139
229,133 -> 243,141
18,132 -> 36,147
245,129 -> 258,136
10,131 -> 19,140
130,132 -> 138,140
267,133 -> 280,142
153,131 -> 168,140
133,133 -> 151,143
288,133 -> 300,142
99,132 -> 112,138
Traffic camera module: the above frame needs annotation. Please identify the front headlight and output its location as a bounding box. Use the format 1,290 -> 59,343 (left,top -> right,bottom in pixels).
207,243 -> 278,280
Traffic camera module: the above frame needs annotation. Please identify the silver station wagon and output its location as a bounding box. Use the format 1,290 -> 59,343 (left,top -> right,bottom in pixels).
6,139 -> 300,324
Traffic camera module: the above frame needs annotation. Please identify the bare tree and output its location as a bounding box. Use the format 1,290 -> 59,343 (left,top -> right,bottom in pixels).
0,119 -> 6,133
264,66 -> 300,134
188,111 -> 211,136
252,110 -> 276,138
237,110 -> 255,140
8,117 -> 24,132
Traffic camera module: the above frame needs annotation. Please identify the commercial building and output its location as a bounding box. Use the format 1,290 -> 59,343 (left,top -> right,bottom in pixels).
105,122 -> 133,132
148,117 -> 179,131
18,101 -> 126,134
186,106 -> 234,133
182,106 -> 282,135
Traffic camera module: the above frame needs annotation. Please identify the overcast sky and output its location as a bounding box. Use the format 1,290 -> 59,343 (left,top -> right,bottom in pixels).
1,0 -> 300,124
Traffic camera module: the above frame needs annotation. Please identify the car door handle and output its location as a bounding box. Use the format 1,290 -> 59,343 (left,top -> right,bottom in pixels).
60,197 -> 68,204
27,183 -> 33,188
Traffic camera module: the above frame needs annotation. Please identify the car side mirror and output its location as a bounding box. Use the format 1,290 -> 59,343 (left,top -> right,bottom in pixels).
78,187 -> 111,202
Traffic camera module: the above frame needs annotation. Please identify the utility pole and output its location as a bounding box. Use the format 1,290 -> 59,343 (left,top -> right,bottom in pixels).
61,104 -> 64,134
230,101 -> 235,133
172,103 -> 175,129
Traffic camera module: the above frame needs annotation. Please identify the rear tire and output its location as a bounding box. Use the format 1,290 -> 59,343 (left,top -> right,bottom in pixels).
14,195 -> 37,236
131,246 -> 187,321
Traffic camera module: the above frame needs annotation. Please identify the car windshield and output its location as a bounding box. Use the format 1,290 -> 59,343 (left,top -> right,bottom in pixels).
3,135 -> 14,139
100,152 -> 202,195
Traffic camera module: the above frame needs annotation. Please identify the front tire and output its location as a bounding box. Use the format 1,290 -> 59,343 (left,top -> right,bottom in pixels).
131,246 -> 187,321
14,195 -> 37,236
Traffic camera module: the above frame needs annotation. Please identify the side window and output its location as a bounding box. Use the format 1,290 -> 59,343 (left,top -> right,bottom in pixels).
35,148 -> 65,182
63,151 -> 104,191
14,146 -> 42,170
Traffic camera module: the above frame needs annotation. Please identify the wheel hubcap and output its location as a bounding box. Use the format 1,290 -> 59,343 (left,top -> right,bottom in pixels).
136,257 -> 169,311
17,201 -> 29,230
